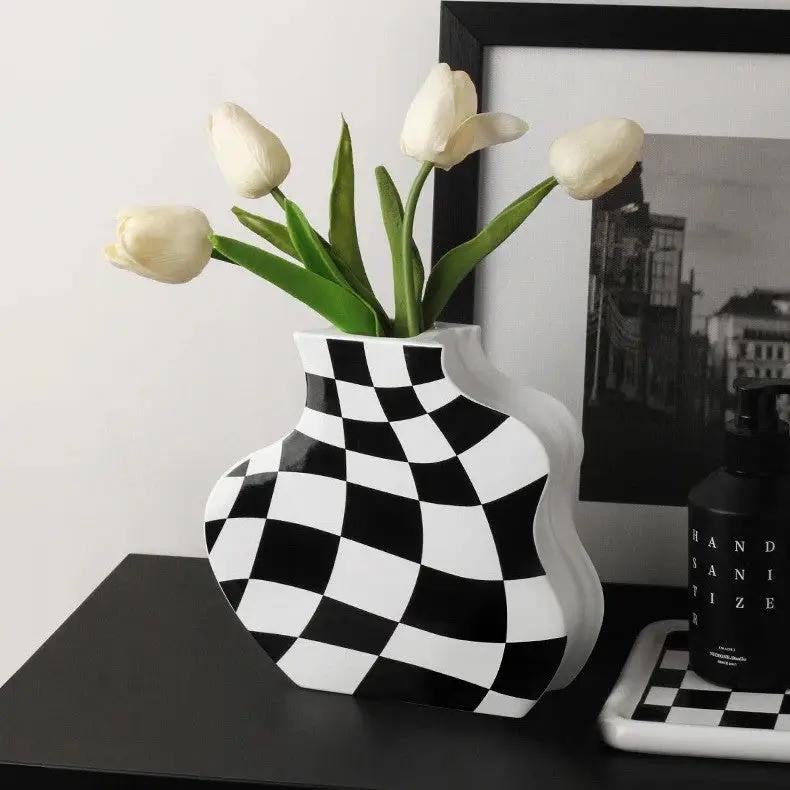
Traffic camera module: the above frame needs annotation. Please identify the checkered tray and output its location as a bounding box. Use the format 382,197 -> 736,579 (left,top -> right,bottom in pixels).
600,620 -> 790,762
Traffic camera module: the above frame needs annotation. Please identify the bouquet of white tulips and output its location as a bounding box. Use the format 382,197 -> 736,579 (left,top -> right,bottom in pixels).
106,63 -> 643,338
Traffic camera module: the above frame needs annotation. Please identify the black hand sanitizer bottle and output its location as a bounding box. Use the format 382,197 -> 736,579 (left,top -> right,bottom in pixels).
689,377 -> 790,690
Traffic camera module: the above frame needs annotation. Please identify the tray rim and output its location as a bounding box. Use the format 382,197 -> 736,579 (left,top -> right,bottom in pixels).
599,619 -> 790,762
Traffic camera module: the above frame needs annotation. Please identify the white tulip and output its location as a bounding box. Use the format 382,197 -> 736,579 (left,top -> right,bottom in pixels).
401,63 -> 528,170
549,118 -> 644,200
208,102 -> 291,199
104,206 -> 213,284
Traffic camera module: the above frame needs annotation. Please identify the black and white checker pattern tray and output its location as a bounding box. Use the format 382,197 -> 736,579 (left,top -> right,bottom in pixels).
600,620 -> 790,762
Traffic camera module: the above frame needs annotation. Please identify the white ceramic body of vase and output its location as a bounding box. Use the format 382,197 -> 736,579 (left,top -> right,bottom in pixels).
204,324 -> 603,717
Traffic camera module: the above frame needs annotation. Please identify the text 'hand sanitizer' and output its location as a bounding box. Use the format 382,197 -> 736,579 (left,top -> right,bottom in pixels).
689,378 -> 790,690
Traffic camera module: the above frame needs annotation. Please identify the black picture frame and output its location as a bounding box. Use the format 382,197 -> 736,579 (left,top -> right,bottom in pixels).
431,1 -> 790,323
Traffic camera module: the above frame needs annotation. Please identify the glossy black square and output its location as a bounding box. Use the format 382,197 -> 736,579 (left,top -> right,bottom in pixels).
279,431 -> 346,480
375,386 -> 426,421
491,637 -> 567,700
672,689 -> 731,710
355,657 -> 487,711
219,579 -> 248,610
251,632 -> 296,662
305,373 -> 341,417
664,630 -> 689,650
228,472 -> 278,518
648,668 -> 685,689
720,710 -> 779,729
342,483 -> 422,561
631,704 -> 671,723
205,520 -> 225,553
429,396 -> 509,454
227,460 -> 249,477
250,520 -> 339,594
303,598 -> 397,655
404,345 -> 444,385
410,457 -> 480,506
342,419 -> 406,461
327,339 -> 372,385
401,566 -> 506,642
483,477 -> 547,580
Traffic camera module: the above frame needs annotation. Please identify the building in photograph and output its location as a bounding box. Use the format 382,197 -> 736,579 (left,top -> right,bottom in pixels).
587,192 -> 703,417
640,214 -> 689,414
707,289 -> 790,394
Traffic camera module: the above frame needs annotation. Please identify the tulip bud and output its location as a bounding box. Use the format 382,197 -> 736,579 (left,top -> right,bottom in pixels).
549,118 -> 644,200
401,63 -> 528,170
209,102 -> 291,199
104,206 -> 213,284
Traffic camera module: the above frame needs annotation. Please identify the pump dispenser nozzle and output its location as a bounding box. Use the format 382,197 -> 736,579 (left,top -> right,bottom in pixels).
727,377 -> 790,476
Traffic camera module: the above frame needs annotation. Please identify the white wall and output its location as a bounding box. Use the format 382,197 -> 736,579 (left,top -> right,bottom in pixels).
1,0 -> 787,686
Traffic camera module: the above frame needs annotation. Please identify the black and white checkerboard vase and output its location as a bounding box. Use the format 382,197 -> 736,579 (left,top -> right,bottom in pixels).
205,326 -> 599,717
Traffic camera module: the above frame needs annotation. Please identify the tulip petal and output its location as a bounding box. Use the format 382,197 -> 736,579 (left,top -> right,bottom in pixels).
104,242 -> 133,270
434,112 -> 529,170
105,238 -> 164,281
400,63 -> 458,162
451,70 -> 477,130
209,102 -> 291,199
549,118 -> 644,200
107,206 -> 213,284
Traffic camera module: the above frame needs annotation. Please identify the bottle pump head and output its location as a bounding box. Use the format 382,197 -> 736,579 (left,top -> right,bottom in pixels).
726,377 -> 790,476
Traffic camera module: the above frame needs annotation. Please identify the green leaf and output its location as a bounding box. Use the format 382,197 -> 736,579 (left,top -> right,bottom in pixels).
284,200 -> 351,287
422,177 -> 558,327
329,118 -> 371,290
285,198 -> 390,336
233,204 -> 388,327
211,235 -> 379,336
231,206 -> 298,259
375,165 -> 425,337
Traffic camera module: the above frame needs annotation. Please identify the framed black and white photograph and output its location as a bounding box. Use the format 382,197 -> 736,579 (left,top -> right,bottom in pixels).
432,2 -> 790,584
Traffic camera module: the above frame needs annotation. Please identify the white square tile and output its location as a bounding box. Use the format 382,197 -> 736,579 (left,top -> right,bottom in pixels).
391,415 -> 455,463
774,714 -> 790,731
680,671 -> 730,692
382,623 -> 504,688
296,335 -> 334,377
504,576 -> 566,642
665,707 -> 723,726
475,689 -> 534,718
277,638 -> 378,694
208,518 -> 265,582
205,476 -> 244,521
325,538 -> 420,620
660,650 -> 689,671
267,472 -> 346,535
645,686 -> 678,707
414,378 -> 458,412
236,579 -> 321,636
346,450 -> 417,499
363,341 -> 411,387
295,408 -> 345,448
459,418 -> 549,504
420,503 -> 501,580
727,691 -> 784,714
336,380 -> 387,421
246,441 -> 283,475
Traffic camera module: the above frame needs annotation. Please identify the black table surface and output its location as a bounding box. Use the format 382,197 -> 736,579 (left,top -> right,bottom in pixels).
1,555 -> 789,789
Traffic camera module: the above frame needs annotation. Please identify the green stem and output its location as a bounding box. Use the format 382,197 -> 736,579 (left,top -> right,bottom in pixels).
401,162 -> 433,336
270,187 -> 287,210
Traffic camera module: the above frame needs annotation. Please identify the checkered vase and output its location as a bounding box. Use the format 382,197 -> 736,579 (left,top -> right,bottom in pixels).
205,325 -> 601,717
